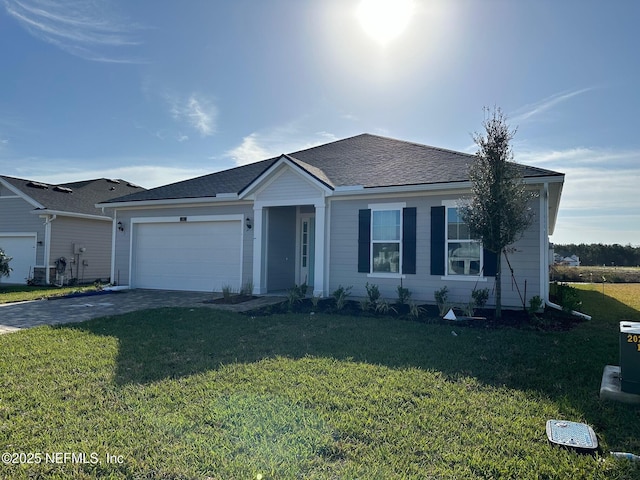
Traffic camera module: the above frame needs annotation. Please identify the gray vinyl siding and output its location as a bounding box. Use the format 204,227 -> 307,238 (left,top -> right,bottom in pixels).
328,190 -> 543,309
257,168 -> 324,203
0,196 -> 46,265
50,216 -> 112,283
112,203 -> 254,287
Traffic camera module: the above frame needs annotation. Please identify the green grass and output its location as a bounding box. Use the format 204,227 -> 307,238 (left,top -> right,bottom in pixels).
0,285 -> 98,304
1,286 -> 639,479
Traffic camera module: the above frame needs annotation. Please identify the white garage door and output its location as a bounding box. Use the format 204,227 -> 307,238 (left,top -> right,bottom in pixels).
132,220 -> 242,292
0,235 -> 36,284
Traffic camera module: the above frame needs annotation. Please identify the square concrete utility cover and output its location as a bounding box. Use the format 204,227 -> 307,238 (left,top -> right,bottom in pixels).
546,420 -> 598,451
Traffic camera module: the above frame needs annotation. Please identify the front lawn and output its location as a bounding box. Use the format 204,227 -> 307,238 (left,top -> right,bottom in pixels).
0,285 -> 99,304
0,285 -> 639,479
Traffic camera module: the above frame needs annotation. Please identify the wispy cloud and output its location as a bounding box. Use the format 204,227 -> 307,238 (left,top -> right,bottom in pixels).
517,146 -> 640,244
226,133 -> 271,165
2,0 -> 145,63
167,93 -> 217,137
226,125 -> 338,166
516,147 -> 639,171
511,87 -> 594,123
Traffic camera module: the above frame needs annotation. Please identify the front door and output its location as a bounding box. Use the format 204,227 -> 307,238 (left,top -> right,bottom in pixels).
299,214 -> 315,287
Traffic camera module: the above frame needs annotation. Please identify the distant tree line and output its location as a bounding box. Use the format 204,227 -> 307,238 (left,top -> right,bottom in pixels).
554,243 -> 640,267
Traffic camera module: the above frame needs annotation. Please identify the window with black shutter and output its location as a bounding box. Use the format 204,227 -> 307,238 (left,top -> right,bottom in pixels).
358,205 -> 416,275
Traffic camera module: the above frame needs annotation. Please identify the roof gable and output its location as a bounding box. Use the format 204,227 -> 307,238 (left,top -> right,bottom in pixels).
239,154 -> 334,200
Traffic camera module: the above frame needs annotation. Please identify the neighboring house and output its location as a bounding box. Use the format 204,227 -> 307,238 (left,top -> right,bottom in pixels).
0,176 -> 144,285
98,134 -> 564,309
554,254 -> 580,266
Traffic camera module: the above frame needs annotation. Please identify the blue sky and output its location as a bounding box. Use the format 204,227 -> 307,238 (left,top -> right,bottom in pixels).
1,0 -> 638,246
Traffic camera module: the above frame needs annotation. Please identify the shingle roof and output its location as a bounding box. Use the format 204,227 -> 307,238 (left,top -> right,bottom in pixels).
103,133 -> 563,204
0,176 -> 145,216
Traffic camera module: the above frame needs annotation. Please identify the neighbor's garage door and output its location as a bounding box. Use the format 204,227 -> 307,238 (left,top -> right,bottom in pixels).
132,220 -> 242,292
0,235 -> 36,284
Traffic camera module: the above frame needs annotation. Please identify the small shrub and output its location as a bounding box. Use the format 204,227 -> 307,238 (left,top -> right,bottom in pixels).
287,283 -> 308,311
240,279 -> 254,296
528,295 -> 544,315
463,301 -> 476,317
375,299 -> 396,315
365,282 -> 380,304
0,248 -> 12,278
471,288 -> 490,308
409,302 -> 425,320
552,282 -> 582,313
311,294 -> 322,311
434,286 -> 449,316
332,285 -> 352,311
221,284 -> 235,302
359,298 -> 371,312
396,285 -> 411,305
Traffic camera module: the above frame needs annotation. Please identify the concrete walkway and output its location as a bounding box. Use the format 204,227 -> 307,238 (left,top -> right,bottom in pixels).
0,290 -> 285,335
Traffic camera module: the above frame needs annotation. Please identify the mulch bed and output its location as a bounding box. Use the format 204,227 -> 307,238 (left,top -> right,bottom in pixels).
242,298 -> 584,331
203,294 -> 258,305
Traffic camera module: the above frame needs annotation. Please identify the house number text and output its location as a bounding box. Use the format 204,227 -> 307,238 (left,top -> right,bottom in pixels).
627,334 -> 640,352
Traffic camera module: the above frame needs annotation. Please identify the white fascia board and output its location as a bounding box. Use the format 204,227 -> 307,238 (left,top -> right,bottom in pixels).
523,175 -> 564,185
131,214 -> 244,224
35,209 -> 112,221
332,181 -> 472,197
0,177 -> 44,208
0,232 -> 37,237
334,185 -> 364,192
548,181 -> 564,235
95,194 -> 240,209
254,197 -> 326,209
330,175 -> 563,198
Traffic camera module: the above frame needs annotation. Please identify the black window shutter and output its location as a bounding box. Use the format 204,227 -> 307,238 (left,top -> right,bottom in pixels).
402,207 -> 417,274
430,206 -> 445,275
358,209 -> 371,273
483,248 -> 497,277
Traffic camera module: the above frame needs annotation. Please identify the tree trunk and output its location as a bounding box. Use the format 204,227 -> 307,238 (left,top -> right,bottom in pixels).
495,250 -> 502,320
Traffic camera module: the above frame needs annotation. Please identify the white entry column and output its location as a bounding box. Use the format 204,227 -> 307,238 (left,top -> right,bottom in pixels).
252,206 -> 267,294
313,203 -> 326,297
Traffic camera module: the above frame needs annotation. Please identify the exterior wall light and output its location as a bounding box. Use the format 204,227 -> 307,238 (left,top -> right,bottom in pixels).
117,221 -> 124,232
246,217 -> 252,230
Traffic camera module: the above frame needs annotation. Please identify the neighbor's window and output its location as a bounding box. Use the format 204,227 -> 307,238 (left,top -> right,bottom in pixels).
446,207 -> 482,276
372,209 -> 401,273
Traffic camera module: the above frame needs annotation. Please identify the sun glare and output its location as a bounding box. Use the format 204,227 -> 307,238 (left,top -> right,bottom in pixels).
356,0 -> 415,46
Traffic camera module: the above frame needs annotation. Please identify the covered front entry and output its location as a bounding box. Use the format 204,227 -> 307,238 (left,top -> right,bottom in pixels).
243,155 -> 330,296
262,206 -> 316,292
131,216 -> 243,292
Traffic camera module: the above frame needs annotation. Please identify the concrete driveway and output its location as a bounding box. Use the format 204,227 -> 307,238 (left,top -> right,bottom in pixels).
0,289 -> 284,334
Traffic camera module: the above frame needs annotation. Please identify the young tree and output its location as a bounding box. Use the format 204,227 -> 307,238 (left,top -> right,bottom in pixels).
0,248 -> 12,279
459,107 -> 535,319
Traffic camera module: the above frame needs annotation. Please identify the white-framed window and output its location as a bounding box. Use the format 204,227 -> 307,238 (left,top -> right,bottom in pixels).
370,202 -> 405,274
444,202 -> 483,277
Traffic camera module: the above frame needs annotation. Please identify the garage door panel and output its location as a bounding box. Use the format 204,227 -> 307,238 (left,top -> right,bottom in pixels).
0,235 -> 36,284
132,221 -> 242,292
